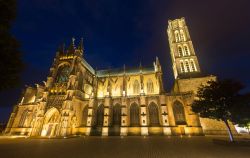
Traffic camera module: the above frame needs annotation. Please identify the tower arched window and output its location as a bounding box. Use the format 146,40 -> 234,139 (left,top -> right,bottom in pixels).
178,46 -> 183,57
185,60 -> 190,72
180,61 -> 185,73
133,80 -> 140,95
184,45 -> 190,56
180,30 -> 185,41
148,102 -> 160,126
173,101 -> 186,125
190,60 -> 196,72
130,103 -> 140,126
175,31 -> 180,42
147,79 -> 154,94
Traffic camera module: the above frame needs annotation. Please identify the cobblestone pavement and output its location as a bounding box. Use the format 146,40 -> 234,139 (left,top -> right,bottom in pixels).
0,136 -> 249,158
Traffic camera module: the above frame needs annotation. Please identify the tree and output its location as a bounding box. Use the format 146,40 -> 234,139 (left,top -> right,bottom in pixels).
0,0 -> 23,91
231,93 -> 250,134
192,79 -> 245,142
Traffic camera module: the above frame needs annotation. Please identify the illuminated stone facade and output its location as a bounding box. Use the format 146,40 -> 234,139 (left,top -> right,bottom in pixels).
5,18 -> 237,137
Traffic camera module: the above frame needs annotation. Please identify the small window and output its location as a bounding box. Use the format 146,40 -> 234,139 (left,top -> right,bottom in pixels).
175,31 -> 180,42
173,101 -> 186,125
185,61 -> 190,72
184,46 -> 189,56
180,61 -> 185,73
180,30 -> 185,41
190,60 -> 196,72
178,46 -> 183,57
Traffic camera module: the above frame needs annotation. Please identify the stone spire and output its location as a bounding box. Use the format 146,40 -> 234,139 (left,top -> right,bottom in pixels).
123,64 -> 126,74
139,61 -> 143,73
67,37 -> 75,54
155,56 -> 162,72
78,38 -> 84,51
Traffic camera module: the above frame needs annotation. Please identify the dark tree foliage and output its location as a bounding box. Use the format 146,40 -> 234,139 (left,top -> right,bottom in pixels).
0,0 -> 23,91
192,79 -> 245,142
231,93 -> 250,133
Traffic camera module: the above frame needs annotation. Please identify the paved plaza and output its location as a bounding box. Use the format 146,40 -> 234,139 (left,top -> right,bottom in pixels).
0,136 -> 249,158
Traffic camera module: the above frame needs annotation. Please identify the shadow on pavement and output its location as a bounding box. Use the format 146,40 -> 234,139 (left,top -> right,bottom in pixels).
212,139 -> 250,146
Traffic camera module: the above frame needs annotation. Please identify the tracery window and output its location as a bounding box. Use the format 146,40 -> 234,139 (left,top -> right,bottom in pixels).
130,103 -> 140,126
173,101 -> 186,125
56,65 -> 70,83
133,80 -> 140,95
148,103 -> 160,126
147,79 -> 154,94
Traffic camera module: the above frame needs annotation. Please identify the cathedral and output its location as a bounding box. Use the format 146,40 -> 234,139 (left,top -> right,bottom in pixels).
5,18 -> 237,137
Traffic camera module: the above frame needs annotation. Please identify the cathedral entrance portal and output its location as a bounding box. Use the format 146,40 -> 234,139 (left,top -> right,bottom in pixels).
41,108 -> 60,137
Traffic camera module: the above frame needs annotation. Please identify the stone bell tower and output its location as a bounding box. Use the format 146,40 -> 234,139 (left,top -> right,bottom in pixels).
167,18 -> 216,94
167,17 -> 201,79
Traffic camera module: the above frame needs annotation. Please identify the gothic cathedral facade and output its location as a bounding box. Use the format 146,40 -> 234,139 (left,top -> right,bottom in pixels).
5,18 -> 237,137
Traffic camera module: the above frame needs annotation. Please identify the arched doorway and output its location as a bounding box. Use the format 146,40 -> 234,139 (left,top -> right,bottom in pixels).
148,102 -> 160,126
173,101 -> 186,125
41,108 -> 60,137
130,103 -> 140,126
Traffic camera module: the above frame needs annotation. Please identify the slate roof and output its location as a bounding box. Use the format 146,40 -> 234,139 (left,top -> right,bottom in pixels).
96,66 -> 155,77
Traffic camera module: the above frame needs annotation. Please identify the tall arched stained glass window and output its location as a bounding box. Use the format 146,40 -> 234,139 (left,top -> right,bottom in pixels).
148,103 -> 160,126
173,101 -> 186,125
130,103 -> 140,126
113,104 -> 121,126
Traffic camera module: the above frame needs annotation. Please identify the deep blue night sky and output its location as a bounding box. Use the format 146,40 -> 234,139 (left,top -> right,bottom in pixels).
1,0 -> 250,122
